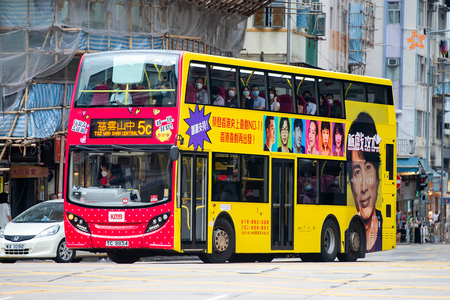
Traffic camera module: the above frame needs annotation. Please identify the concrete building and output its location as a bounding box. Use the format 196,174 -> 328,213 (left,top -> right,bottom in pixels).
363,0 -> 450,231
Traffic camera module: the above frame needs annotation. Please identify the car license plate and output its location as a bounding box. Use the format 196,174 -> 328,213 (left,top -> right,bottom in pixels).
106,240 -> 129,247
5,243 -> 25,250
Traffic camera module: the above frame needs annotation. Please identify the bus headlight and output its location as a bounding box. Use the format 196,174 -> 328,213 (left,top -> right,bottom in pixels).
145,212 -> 170,233
67,212 -> 90,233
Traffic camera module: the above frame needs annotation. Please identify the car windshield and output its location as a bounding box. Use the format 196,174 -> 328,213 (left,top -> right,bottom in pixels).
74,52 -> 179,107
13,202 -> 63,223
67,148 -> 172,207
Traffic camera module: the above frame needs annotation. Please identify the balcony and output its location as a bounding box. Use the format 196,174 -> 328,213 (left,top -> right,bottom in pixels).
397,139 -> 414,156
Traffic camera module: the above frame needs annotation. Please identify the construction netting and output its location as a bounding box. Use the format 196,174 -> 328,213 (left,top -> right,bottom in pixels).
0,0 -> 248,138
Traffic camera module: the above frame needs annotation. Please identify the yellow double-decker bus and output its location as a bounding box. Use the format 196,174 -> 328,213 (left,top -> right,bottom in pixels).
64,50 -> 395,263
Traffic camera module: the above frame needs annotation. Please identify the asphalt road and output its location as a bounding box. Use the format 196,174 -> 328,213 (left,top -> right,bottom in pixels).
1,243 -> 450,299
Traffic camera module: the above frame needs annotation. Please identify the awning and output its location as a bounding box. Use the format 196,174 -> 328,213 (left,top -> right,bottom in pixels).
397,157 -> 419,174
419,158 -> 441,178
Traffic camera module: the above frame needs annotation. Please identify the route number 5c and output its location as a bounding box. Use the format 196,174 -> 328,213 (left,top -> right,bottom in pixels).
138,121 -> 152,135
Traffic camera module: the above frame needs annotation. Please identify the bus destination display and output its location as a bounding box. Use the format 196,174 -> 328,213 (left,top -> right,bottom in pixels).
90,118 -> 154,138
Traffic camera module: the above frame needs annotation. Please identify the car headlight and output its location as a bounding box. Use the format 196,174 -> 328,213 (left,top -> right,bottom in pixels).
35,225 -> 60,238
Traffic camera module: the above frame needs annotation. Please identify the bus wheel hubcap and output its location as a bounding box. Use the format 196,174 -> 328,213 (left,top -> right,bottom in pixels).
213,229 -> 229,253
349,230 -> 360,252
324,227 -> 335,254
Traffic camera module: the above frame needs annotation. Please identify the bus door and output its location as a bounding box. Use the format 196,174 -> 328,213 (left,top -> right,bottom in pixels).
180,153 -> 208,250
271,159 -> 294,250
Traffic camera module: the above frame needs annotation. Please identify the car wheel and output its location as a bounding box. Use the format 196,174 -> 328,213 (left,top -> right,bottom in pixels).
0,258 -> 17,263
337,222 -> 363,262
198,218 -> 235,263
107,250 -> 141,264
55,238 -> 76,263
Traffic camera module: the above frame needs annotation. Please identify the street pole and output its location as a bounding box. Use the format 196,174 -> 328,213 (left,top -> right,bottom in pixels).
441,62 -> 446,242
286,0 -> 291,65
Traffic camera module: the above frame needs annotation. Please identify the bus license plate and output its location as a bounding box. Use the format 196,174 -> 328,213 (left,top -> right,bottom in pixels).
6,243 -> 25,250
106,241 -> 129,247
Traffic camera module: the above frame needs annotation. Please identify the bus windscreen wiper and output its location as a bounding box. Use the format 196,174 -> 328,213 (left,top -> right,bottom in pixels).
112,145 -> 133,151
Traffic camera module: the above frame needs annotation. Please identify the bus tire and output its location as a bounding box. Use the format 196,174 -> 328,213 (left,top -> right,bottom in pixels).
199,218 -> 235,263
107,250 -> 141,264
55,239 -> 76,263
320,219 -> 338,262
337,222 -> 363,262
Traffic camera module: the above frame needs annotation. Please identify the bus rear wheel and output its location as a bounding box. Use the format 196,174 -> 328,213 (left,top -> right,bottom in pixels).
320,219 -> 338,262
337,222 -> 363,262
199,218 -> 235,263
107,250 -> 141,264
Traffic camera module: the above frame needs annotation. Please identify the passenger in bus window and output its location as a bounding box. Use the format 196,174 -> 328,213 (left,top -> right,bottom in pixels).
195,77 -> 208,104
278,117 -> 292,153
110,83 -> 132,105
269,87 -> 280,111
327,94 -> 341,118
251,85 -> 265,110
319,121 -> 331,156
332,123 -> 344,157
303,91 -> 316,115
306,120 -> 319,155
303,172 -> 317,204
242,86 -> 253,109
211,86 -> 224,106
318,94 -> 330,117
347,112 -> 382,252
293,119 -> 305,154
225,86 -> 238,108
263,116 -> 275,151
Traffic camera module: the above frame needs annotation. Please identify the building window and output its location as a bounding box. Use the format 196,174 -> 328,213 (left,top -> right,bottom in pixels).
437,112 -> 442,140
418,0 -> 425,27
342,10 -> 347,35
439,11 -> 446,31
417,55 -> 426,83
254,2 -> 285,28
416,111 -> 423,137
387,2 -> 401,24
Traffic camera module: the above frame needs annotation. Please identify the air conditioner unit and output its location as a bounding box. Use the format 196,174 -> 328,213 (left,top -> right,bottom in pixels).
387,58 -> 399,67
310,2 -> 322,13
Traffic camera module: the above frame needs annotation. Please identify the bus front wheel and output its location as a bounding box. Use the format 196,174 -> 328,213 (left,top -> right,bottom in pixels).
199,218 -> 235,263
107,250 -> 141,264
337,222 -> 363,262
320,219 -> 338,262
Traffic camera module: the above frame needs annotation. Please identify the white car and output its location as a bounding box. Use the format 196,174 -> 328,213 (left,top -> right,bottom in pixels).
0,199 -> 97,263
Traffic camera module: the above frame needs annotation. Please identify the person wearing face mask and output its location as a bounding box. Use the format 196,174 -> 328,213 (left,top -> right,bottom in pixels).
269,87 -> 280,111
251,85 -> 266,110
110,83 -> 132,105
242,86 -> 253,109
303,90 -> 316,115
225,86 -> 238,107
302,176 -> 316,204
100,164 -> 117,187
211,86 -> 224,106
327,94 -> 341,118
195,77 -> 208,104
319,94 -> 330,117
